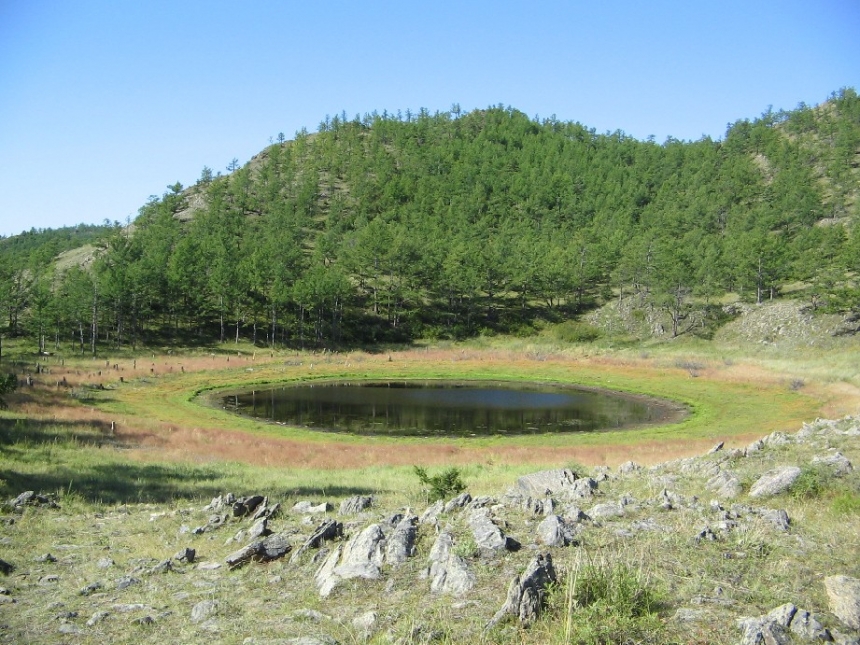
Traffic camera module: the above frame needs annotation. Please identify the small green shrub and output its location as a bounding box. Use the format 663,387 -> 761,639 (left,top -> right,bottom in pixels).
414,466 -> 466,502
552,321 -> 602,343
789,466 -> 830,501
452,535 -> 478,559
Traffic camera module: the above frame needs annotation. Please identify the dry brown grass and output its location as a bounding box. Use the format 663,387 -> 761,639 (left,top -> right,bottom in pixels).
2,345 -> 835,475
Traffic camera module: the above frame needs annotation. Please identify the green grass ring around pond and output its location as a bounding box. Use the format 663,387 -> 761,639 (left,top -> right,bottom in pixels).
104,359 -> 821,449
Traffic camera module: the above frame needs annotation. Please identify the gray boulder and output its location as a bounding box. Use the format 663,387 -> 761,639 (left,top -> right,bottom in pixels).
191,600 -> 218,623
293,501 -> 332,514
749,467 -> 802,498
737,616 -> 790,645
536,515 -> 578,547
812,451 -> 853,476
467,508 -> 509,553
826,575 -> 860,630
587,502 -> 625,520
515,469 -> 579,497
339,495 -> 373,515
706,470 -> 743,499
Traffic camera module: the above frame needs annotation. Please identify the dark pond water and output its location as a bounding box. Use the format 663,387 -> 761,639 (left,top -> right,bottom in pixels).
221,380 -> 680,438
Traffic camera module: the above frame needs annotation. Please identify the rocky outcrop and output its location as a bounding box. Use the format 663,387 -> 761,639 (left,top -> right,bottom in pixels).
515,468 -> 578,496
226,534 -> 292,568
424,532 -> 475,595
467,508 -> 517,553
384,515 -> 418,566
487,553 -> 557,629
737,603 -> 831,644
315,523 -> 386,597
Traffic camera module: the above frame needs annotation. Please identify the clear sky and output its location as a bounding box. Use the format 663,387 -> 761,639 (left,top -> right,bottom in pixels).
1,1 -> 858,238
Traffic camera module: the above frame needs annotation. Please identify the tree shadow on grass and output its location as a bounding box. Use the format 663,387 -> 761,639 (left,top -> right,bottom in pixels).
0,416 -> 378,504
0,416 -> 118,448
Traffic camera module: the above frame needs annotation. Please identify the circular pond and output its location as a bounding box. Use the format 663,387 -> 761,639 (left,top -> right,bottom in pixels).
221,380 -> 682,438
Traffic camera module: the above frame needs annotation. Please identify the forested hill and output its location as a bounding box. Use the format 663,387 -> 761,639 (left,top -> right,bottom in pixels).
2,89 -> 860,351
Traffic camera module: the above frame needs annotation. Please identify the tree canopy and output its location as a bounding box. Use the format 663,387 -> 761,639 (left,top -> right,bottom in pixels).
2,89 -> 859,351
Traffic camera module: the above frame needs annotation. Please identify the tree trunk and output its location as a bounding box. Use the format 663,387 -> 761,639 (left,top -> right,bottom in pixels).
91,288 -> 98,356
270,305 -> 277,349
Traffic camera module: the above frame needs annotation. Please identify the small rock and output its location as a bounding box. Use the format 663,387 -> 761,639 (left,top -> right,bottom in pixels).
97,557 -> 115,568
174,547 -> 196,563
116,576 -> 140,589
618,461 -> 642,475
587,502 -> 624,519
191,599 -> 218,623
86,610 -> 110,626
35,553 -> 57,563
294,608 -> 330,622
58,622 -> 83,635
292,501 -> 332,514
352,610 -> 377,632
232,495 -> 265,517
79,581 -> 103,596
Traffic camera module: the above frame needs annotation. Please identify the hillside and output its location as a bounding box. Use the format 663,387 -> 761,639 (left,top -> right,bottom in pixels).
1,89 -> 859,353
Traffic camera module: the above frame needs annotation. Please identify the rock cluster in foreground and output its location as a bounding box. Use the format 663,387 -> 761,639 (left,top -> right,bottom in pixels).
0,417 -> 858,643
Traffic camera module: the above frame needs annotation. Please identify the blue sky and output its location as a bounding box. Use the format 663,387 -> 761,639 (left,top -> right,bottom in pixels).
1,1 -> 858,238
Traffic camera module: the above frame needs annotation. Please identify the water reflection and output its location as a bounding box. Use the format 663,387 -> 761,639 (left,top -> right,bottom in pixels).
223,380 -> 676,438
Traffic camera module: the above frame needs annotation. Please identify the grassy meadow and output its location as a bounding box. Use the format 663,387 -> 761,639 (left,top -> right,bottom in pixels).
1,333 -> 856,504
1,333 -> 859,644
